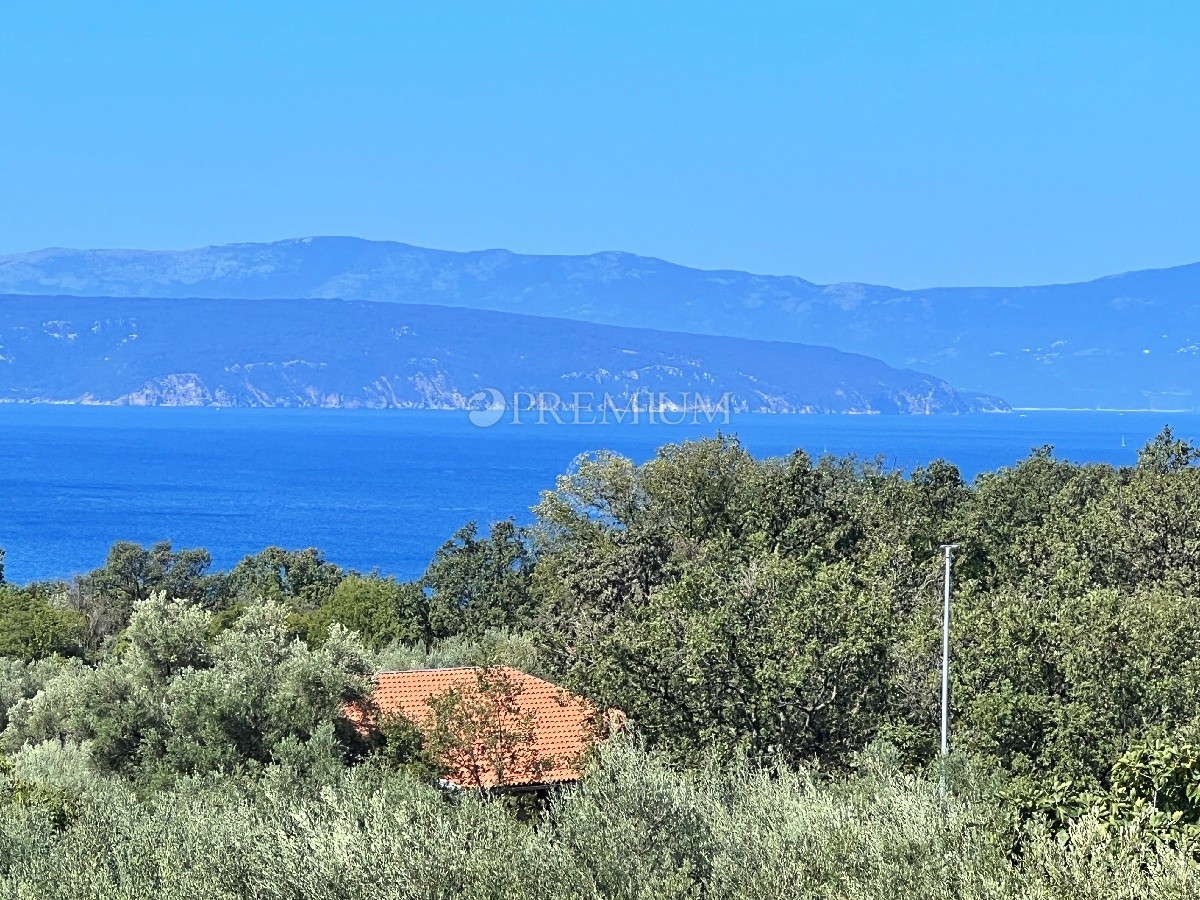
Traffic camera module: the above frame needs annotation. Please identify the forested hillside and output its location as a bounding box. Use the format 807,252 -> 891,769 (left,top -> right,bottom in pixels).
4,430 -> 1200,896
0,294 -> 1004,413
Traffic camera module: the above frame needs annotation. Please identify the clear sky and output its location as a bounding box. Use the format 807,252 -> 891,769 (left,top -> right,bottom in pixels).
2,1 -> 1197,287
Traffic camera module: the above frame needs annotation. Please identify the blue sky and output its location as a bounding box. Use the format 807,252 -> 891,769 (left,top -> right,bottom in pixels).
2,1 -> 1197,287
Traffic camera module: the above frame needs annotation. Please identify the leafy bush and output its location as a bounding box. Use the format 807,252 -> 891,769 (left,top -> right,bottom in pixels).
2,596 -> 373,783
2,744 -> 1197,899
0,586 -> 86,662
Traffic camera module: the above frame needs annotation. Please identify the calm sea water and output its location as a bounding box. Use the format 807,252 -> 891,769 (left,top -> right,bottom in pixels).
1,405 -> 1195,585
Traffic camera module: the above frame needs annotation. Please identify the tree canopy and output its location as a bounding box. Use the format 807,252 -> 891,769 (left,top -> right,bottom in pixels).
4,428 -> 1200,890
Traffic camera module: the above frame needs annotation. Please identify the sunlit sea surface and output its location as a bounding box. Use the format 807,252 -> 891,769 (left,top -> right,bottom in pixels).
2,405 -> 1196,584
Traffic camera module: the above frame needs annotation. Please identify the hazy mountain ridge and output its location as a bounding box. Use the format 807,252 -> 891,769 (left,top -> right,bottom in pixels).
2,237 -> 1196,408
0,295 -> 1005,414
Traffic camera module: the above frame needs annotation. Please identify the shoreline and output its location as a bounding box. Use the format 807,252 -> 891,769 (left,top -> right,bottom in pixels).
1011,407 -> 1194,413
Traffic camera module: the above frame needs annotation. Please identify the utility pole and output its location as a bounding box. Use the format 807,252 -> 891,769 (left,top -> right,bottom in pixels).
940,543 -> 958,795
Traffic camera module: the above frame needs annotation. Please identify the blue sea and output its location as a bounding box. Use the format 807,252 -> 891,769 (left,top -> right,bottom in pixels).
1,405 -> 1195,585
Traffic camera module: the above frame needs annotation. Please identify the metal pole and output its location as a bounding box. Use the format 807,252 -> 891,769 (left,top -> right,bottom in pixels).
940,543 -> 957,794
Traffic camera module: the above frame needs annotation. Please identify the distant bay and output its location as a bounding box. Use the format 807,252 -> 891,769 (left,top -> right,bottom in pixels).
1,406 -> 1194,585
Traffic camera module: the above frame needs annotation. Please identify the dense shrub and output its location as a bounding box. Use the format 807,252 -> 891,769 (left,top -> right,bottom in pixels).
2,744 -> 1197,899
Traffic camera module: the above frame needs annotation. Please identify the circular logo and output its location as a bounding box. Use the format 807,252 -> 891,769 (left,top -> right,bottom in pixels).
467,388 -> 507,428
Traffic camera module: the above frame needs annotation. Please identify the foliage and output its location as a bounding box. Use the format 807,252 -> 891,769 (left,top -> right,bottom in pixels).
531,439 -> 952,768
423,521 -> 537,639
1,595 -> 373,783
372,628 -> 540,674
1138,425 -> 1200,473
61,541 -> 213,651
527,432 -> 1200,785
0,657 -> 83,734
420,666 -> 556,789
1016,731 -> 1200,851
306,575 -> 428,650
371,714 -> 444,782
2,744 -> 1198,899
220,546 -> 344,610
0,585 -> 86,662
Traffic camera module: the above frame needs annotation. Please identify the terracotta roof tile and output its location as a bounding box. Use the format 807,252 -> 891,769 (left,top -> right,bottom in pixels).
363,666 -> 610,789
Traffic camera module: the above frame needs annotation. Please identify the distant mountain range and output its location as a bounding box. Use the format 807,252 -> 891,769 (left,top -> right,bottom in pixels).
0,295 -> 1003,414
2,236 -> 1196,409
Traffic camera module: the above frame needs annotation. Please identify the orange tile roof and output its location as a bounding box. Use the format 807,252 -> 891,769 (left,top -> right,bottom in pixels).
363,666 -> 611,789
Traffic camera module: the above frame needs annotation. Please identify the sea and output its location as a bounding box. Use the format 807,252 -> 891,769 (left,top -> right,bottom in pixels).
1,405 -> 1196,585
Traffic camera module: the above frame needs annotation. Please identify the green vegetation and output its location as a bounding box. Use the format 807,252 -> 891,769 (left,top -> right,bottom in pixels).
7,742 -> 1200,900
3,428 -> 1200,897
0,585 -> 86,661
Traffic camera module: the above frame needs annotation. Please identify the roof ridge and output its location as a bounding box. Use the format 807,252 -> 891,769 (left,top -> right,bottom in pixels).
376,664 -> 522,676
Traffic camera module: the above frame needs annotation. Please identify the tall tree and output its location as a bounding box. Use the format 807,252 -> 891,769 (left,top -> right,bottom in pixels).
423,521 -> 536,639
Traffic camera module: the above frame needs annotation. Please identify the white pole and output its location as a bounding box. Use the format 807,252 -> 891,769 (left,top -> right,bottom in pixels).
940,543 -> 957,794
